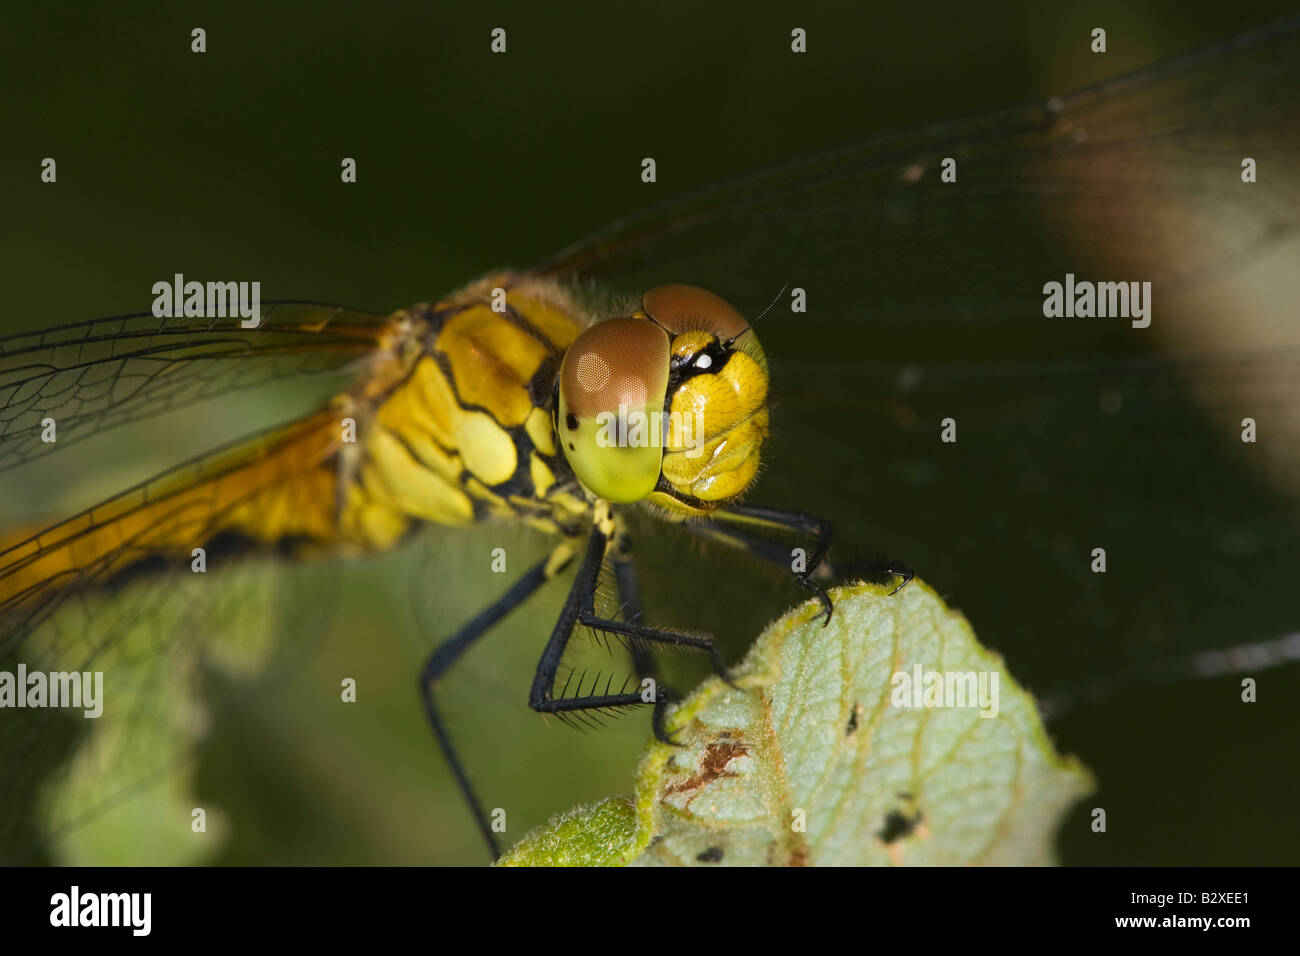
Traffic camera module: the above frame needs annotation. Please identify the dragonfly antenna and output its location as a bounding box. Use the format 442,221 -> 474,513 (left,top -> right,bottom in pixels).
752,283 -> 789,325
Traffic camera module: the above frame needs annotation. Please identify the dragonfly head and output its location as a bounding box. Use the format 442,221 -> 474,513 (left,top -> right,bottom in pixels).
555,284 -> 769,514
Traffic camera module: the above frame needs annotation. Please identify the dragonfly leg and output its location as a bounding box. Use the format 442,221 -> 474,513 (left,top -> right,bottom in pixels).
419,542 -> 576,861
728,510 -> 912,597
722,505 -> 835,579
530,521 -> 727,747
610,528 -> 659,682
828,555 -> 915,596
683,505 -> 836,625
698,504 -> 914,619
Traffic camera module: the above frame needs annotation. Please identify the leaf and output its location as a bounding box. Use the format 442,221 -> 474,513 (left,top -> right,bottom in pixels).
21,561 -> 299,864
500,579 -> 1092,866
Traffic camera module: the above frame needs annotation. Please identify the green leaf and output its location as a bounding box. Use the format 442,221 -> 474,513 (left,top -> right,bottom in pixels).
33,562 -> 292,865
500,579 -> 1092,866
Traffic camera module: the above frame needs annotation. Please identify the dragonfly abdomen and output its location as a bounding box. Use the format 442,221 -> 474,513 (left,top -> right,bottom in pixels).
0,275 -> 598,618
0,409 -> 347,614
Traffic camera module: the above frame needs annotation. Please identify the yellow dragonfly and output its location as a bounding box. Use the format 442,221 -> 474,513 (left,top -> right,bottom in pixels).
3,17 -> 1299,864
1,273 -> 868,861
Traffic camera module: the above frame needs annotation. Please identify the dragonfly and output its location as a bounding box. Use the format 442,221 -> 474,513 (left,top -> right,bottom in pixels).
2,16 -> 1299,864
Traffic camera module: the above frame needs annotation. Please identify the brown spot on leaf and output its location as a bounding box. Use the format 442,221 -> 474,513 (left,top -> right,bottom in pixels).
666,740 -> 747,794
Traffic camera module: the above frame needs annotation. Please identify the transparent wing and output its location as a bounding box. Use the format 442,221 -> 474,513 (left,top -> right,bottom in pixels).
0,420 -> 345,863
538,16 -> 1300,338
538,16 -> 1300,697
764,352 -> 1300,695
0,302 -> 388,472
0,300 -> 405,860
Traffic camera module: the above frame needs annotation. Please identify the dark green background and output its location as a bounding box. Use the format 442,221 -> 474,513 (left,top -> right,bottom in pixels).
2,1 -> 1297,865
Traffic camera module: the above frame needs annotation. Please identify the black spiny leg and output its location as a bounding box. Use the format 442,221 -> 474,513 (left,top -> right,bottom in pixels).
530,520 -> 726,745
685,504 -> 912,628
420,546 -> 574,861
684,504 -> 834,625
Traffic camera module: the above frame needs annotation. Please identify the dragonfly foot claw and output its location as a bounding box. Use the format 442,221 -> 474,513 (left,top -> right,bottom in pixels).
652,692 -> 683,746
797,575 -> 834,627
887,563 -> 915,596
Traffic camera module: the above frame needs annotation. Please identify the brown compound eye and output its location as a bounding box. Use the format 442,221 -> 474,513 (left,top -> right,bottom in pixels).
641,285 -> 752,341
559,318 -> 670,422
556,318 -> 671,502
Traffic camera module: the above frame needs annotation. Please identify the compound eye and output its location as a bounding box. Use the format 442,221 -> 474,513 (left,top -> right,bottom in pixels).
642,284 -> 752,341
557,318 -> 671,502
